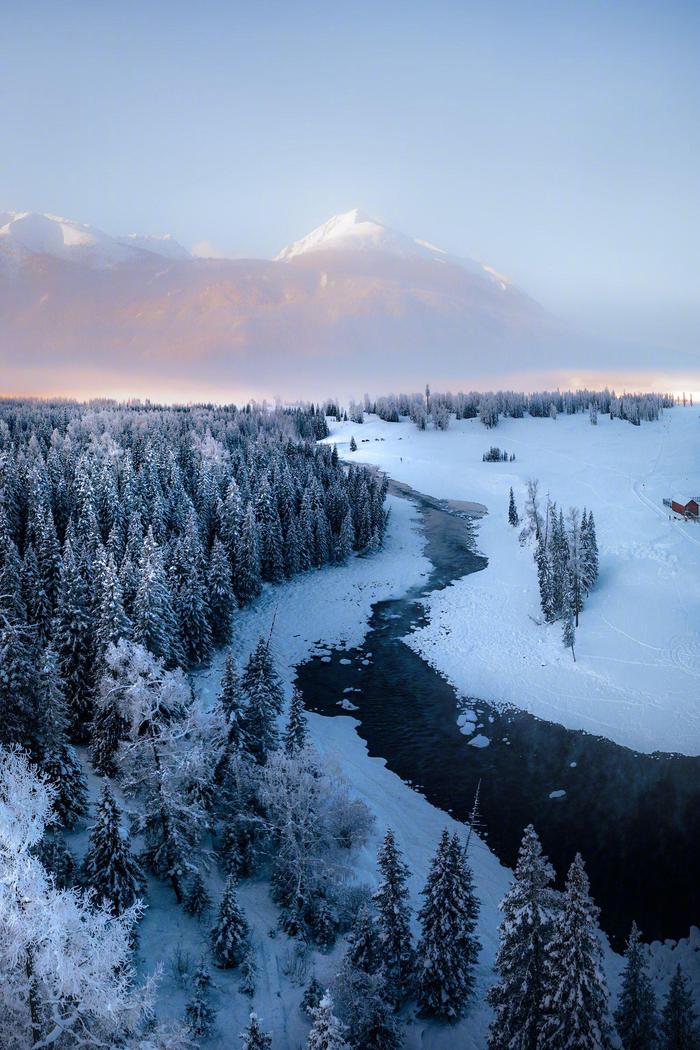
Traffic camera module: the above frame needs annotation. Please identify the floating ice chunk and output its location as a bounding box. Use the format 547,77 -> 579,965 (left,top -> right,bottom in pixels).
468,734 -> 490,748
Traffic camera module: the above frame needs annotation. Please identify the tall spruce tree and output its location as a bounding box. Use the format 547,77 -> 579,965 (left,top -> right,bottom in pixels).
660,966 -> 699,1050
307,993 -> 351,1050
283,688 -> 308,756
240,637 -> 284,763
488,824 -> 557,1050
416,829 -> 480,1019
36,645 -> 88,828
614,923 -> 659,1050
538,853 -> 611,1049
372,828 -> 414,1005
508,487 -> 520,527
53,538 -> 96,741
240,1013 -> 272,1050
208,536 -> 236,646
79,784 -> 143,915
211,874 -> 250,969
185,959 -> 216,1039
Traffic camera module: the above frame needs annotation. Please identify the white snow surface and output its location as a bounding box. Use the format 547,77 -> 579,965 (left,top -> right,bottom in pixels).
325,407 -> 700,757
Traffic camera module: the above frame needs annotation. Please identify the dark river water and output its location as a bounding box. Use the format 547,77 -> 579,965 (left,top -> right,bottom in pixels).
296,480 -> 700,949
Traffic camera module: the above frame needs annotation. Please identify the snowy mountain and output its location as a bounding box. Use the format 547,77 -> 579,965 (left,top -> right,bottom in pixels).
0,211 -> 190,268
0,206 -> 670,400
276,208 -> 512,290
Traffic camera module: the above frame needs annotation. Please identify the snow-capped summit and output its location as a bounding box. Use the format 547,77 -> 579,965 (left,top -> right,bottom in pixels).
116,233 -> 191,261
0,211 -> 189,267
275,208 -> 511,289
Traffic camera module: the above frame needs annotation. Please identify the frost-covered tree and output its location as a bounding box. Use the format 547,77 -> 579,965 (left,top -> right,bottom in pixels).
109,640 -> 217,902
80,784 -> 144,916
660,965 -> 698,1050
235,505 -> 262,605
133,528 -> 182,668
349,436 -> 357,452
614,922 -> 658,1050
53,538 -> 96,740
283,687 -> 309,756
508,487 -> 520,527
302,976 -> 325,1017
211,874 -> 250,969
217,648 -> 245,753
36,645 -> 88,828
373,827 -> 414,1004
538,853 -> 611,1049
488,824 -> 557,1050
208,536 -> 236,646
260,747 -> 373,943
183,871 -> 212,918
241,636 -> 284,763
562,602 -> 576,660
0,747 -> 152,1049
334,906 -> 401,1050
95,551 -> 132,659
307,993 -> 351,1050
185,958 -> 216,1039
416,830 -> 480,1019
240,1012 -> 272,1050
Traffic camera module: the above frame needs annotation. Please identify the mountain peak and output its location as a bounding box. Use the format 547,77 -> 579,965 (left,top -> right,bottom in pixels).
0,211 -> 189,267
274,209 -> 511,289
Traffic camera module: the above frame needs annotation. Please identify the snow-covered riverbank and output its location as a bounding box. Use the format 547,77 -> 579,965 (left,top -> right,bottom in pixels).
324,406 -> 700,756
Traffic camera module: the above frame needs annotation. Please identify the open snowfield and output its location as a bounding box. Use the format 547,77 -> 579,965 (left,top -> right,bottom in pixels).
325,405 -> 700,756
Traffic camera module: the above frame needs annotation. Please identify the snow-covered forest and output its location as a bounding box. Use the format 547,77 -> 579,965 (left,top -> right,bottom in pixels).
0,396 -> 698,1048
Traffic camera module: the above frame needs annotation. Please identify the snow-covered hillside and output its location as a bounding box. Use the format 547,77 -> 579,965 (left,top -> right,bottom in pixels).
0,211 -> 189,267
326,404 -> 700,756
275,208 -> 511,290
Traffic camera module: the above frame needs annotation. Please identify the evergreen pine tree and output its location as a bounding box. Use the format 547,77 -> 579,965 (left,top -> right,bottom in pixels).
172,518 -> 212,667
184,871 -> 212,918
283,688 -> 308,755
234,505 -> 262,605
488,824 -> 556,1050
372,828 -> 414,1005
217,649 -> 245,752
302,976 -> 324,1017
241,636 -> 284,763
538,853 -> 612,1048
53,538 -> 96,741
211,874 -> 250,968
614,922 -> 659,1050
562,602 -> 576,660
95,552 -> 132,658
185,959 -> 216,1039
660,966 -> 699,1050
349,436 -> 357,452
508,487 -> 520,527
36,645 -> 88,828
132,527 -> 183,667
240,1013 -> 272,1050
535,534 -> 555,623
416,830 -> 480,1019
307,993 -> 351,1050
79,784 -> 143,915
334,906 -> 401,1050
208,536 -> 236,645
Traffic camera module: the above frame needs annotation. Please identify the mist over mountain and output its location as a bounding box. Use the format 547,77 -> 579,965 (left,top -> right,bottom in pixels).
0,208 -> 691,401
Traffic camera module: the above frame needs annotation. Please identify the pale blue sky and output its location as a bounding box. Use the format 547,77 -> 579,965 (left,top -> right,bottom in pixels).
2,0 -> 698,349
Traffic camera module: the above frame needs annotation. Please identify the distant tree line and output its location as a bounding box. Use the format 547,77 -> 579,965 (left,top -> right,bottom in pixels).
355,386 -> 673,431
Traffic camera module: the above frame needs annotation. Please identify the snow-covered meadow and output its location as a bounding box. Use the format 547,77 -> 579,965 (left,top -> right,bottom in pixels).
327,405 -> 700,756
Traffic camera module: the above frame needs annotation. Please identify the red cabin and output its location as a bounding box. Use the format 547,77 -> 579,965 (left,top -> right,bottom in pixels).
671,498 -> 699,518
